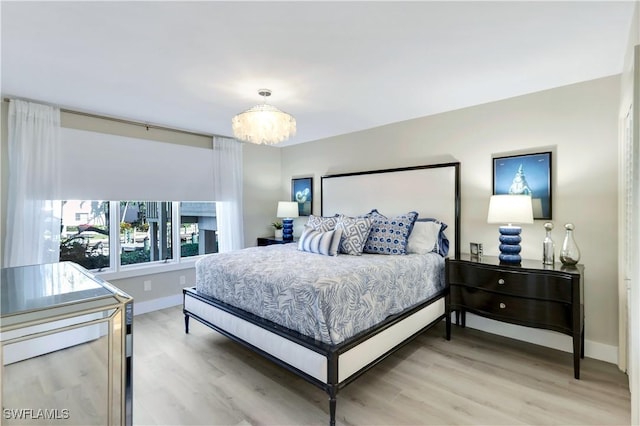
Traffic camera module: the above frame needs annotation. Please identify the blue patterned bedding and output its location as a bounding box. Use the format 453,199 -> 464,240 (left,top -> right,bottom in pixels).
195,243 -> 445,345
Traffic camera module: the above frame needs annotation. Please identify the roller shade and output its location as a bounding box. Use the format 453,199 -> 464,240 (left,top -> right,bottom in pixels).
60,128 -> 215,201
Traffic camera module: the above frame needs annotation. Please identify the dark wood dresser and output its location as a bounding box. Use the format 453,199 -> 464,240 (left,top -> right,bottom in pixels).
446,254 -> 584,379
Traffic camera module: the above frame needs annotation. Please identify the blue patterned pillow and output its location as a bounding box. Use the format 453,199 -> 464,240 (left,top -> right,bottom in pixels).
364,210 -> 418,255
306,214 -> 339,232
335,214 -> 373,255
298,226 -> 342,256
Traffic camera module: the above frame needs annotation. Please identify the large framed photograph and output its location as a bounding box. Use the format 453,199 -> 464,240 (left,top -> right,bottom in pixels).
291,177 -> 313,216
493,151 -> 552,220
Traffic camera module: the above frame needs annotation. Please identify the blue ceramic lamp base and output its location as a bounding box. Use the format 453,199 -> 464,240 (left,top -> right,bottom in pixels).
282,218 -> 294,241
498,225 -> 522,264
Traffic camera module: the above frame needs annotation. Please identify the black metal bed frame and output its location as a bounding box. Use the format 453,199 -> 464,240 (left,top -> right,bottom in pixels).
183,287 -> 449,425
183,161 -> 461,425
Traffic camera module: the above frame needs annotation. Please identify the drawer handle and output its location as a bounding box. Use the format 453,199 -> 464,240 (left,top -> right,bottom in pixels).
499,303 -> 506,309
498,278 -> 505,285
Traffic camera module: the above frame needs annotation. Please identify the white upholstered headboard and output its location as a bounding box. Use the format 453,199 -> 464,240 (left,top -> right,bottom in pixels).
321,162 -> 460,258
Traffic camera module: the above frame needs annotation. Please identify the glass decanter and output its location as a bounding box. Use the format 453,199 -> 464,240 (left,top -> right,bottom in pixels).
542,222 -> 555,265
559,223 -> 580,265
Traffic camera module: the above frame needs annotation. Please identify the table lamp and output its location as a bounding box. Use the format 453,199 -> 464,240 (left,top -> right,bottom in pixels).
277,201 -> 299,241
487,195 -> 534,264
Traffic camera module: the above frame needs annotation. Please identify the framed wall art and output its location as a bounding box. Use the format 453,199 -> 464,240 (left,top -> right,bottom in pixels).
493,151 -> 552,220
291,177 -> 313,216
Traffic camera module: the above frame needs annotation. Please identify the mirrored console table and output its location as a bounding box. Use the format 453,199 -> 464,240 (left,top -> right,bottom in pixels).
0,262 -> 133,425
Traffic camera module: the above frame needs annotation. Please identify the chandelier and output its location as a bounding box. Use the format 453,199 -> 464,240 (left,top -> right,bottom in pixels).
231,89 -> 296,145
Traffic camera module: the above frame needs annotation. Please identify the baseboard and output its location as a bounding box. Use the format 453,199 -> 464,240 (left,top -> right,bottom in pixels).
458,313 -> 618,365
134,294 -> 183,316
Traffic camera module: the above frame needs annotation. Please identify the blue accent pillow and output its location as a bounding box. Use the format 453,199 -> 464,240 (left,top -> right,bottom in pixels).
363,210 -> 418,255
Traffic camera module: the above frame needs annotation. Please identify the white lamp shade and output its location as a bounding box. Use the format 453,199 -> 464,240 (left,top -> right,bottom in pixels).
487,195 -> 534,225
277,201 -> 299,218
531,198 -> 543,218
232,89 -> 296,145
232,104 -> 296,145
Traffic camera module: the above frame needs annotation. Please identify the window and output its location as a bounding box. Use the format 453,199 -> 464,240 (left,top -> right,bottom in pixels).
59,201 -> 217,272
60,200 -> 110,271
120,201 -> 173,266
180,202 -> 218,257
56,128 -> 232,273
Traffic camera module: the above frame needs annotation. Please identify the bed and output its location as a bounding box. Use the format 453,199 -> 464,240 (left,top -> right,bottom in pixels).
183,162 -> 460,425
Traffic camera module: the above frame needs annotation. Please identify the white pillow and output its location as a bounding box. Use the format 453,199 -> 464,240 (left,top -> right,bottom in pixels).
298,226 -> 343,256
406,220 -> 442,254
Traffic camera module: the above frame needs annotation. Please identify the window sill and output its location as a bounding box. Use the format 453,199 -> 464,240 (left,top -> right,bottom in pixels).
96,258 -> 199,281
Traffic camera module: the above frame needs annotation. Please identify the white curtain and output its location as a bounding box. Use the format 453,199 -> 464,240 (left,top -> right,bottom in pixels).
213,136 -> 244,252
4,99 -> 61,267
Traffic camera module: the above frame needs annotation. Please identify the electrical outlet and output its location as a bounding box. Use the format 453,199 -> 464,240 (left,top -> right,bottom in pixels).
144,280 -> 152,291
179,275 -> 186,285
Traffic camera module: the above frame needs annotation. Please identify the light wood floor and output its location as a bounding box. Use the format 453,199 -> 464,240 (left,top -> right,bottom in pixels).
132,306 -> 630,425
3,305 -> 631,425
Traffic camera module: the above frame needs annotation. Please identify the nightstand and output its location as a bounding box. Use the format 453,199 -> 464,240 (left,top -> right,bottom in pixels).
446,255 -> 584,379
257,237 -> 296,246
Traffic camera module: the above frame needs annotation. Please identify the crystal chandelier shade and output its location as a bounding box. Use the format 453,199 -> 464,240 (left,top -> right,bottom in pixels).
231,89 -> 296,145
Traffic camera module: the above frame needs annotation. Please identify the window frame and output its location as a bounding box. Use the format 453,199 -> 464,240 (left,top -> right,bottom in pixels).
61,201 -> 214,281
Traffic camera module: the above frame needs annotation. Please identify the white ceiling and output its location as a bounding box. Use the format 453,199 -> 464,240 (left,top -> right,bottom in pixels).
1,1 -> 635,146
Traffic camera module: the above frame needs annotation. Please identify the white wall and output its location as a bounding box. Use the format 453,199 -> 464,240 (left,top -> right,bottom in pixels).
281,76 -> 621,361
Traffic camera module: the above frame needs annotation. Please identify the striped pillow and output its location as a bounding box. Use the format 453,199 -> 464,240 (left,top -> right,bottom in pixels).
298,226 -> 343,256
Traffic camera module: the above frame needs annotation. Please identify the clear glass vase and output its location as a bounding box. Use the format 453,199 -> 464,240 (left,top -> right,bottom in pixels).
559,223 -> 580,265
542,222 -> 555,265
